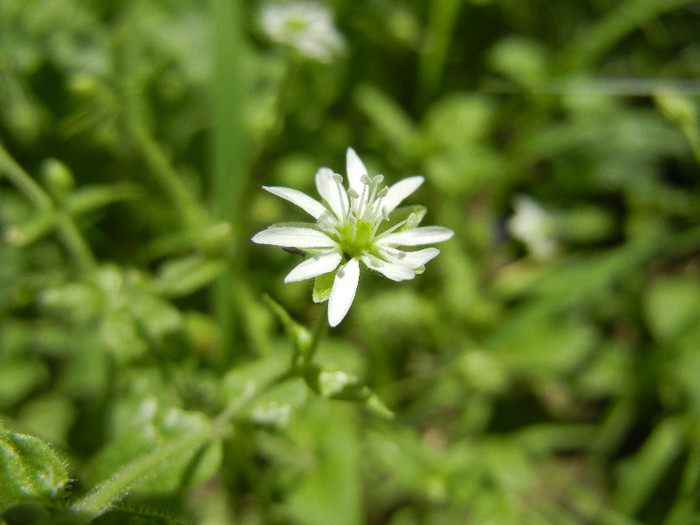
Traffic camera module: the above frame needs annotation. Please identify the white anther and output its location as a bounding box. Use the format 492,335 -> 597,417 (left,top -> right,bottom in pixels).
332,173 -> 343,184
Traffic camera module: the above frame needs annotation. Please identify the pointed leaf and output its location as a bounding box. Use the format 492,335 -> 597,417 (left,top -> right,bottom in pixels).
0,430 -> 70,511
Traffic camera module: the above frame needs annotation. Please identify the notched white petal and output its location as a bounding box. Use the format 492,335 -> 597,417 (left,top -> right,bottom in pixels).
346,147 -> 367,194
328,258 -> 360,327
252,226 -> 336,248
382,176 -> 424,214
284,250 -> 342,283
263,186 -> 327,219
360,254 -> 415,282
380,247 -> 440,268
315,167 -> 348,220
378,226 -> 454,246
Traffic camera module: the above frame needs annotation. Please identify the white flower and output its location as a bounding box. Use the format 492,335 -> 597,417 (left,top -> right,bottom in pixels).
259,2 -> 346,63
253,148 -> 454,327
507,195 -> 558,260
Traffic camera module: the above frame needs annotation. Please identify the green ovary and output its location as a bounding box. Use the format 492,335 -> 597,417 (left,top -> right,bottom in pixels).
338,221 -> 376,259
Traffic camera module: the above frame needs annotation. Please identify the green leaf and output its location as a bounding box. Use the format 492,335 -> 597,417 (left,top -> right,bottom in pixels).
91,508 -> 183,525
65,184 -> 139,216
312,271 -> 335,303
247,378 -> 309,429
82,406 -> 220,498
486,311 -> 598,376
219,353 -> 290,410
73,417 -> 217,516
613,417 -> 685,516
645,276 -> 700,341
0,430 -> 70,511
308,368 -> 394,419
354,84 -> 417,156
0,360 -> 49,407
151,255 -> 227,297
2,501 -> 90,525
262,295 -> 312,359
3,211 -> 57,246
287,401 -> 362,525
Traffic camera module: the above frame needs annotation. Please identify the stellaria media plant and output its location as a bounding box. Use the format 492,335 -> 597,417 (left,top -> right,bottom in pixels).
252,148 -> 454,326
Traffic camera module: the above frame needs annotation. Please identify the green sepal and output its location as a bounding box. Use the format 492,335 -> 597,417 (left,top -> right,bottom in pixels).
312,270 -> 336,303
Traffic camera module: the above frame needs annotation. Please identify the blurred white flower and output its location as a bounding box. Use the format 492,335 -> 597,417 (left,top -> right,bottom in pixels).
252,148 -> 454,327
259,2 -> 346,63
508,195 -> 558,260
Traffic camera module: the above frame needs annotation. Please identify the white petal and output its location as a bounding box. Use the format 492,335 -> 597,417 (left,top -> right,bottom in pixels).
361,253 -> 415,282
263,186 -> 327,219
378,226 -> 454,246
382,176 -> 424,214
252,226 -> 336,248
379,247 -> 440,268
284,250 -> 342,283
346,147 -> 367,194
315,167 -> 348,220
328,258 -> 359,327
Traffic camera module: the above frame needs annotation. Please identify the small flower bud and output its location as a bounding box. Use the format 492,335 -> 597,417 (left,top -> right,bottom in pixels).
41,158 -> 75,197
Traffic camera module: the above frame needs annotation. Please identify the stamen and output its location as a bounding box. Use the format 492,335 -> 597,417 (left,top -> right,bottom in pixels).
367,186 -> 389,223
376,212 -> 419,239
361,176 -> 386,222
333,174 -> 348,219
357,180 -> 368,216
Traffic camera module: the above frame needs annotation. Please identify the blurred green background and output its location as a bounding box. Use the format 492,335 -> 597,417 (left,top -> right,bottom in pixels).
1,1 -> 699,524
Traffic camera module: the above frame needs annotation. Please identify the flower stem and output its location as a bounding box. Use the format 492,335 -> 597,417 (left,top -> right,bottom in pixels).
122,86 -> 209,231
208,0 -> 250,366
304,302 -> 328,366
0,141 -> 97,276
0,142 -> 51,209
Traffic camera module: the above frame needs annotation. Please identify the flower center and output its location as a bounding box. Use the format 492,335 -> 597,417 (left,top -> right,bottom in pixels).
338,220 -> 374,259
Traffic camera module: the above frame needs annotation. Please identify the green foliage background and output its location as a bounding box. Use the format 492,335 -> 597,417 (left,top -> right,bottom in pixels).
1,0 -> 699,524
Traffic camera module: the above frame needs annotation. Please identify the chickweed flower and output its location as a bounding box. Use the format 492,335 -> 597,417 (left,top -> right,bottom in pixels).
252,148 -> 454,327
259,2 -> 346,63
508,195 -> 558,260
